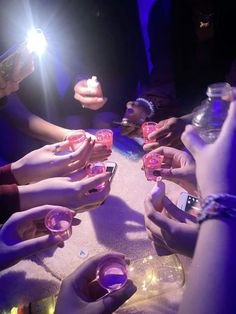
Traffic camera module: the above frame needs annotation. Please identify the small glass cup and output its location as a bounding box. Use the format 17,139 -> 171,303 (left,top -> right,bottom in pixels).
67,130 -> 87,151
96,256 -> 128,292
95,129 -> 113,150
86,162 -> 106,190
44,208 -> 73,241
142,151 -> 163,181
142,122 -> 159,144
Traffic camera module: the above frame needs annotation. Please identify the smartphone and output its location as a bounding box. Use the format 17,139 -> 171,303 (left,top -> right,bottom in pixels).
177,192 -> 200,216
89,161 -> 117,193
105,161 -> 117,183
0,42 -> 29,81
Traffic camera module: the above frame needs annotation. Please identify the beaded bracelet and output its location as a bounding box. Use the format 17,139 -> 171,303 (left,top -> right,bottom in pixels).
136,98 -> 155,118
197,193 -> 236,224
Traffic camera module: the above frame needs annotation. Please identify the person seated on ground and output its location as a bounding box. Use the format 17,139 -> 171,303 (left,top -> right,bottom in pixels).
0,205 -> 69,271
146,99 -> 236,313
0,138 -> 111,223
120,0 -> 236,149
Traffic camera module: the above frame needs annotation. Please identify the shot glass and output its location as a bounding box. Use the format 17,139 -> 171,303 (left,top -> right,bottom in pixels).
86,161 -> 106,190
66,129 -> 87,151
141,122 -> 159,144
96,256 -> 128,292
142,151 -> 164,181
44,208 -> 73,241
95,129 -> 113,150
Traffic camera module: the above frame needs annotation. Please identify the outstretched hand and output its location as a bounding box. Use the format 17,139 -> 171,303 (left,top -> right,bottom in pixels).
144,180 -> 198,257
0,205 -> 66,271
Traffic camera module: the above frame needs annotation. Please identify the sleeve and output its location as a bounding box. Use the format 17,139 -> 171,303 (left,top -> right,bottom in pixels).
0,164 -> 18,185
0,184 -> 20,223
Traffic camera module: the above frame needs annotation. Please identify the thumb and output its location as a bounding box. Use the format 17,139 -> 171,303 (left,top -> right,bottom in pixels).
13,234 -> 63,261
95,280 -> 137,313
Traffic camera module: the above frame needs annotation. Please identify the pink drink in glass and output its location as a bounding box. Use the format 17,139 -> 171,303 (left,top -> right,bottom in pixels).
142,151 -> 164,181
67,130 -> 87,151
86,162 -> 106,190
95,129 -> 113,150
44,208 -> 73,241
97,257 -> 128,291
141,122 -> 159,144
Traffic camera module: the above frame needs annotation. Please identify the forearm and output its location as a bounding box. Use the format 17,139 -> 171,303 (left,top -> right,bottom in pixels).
3,94 -> 70,143
179,218 -> 236,314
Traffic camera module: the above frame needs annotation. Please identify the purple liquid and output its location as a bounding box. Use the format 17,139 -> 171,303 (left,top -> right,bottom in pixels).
97,260 -> 128,291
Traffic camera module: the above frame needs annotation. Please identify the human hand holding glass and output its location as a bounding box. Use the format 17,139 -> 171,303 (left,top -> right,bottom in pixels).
0,205 -> 65,271
55,253 -> 136,314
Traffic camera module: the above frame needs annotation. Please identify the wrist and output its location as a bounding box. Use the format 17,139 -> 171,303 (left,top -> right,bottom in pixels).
197,193 -> 236,224
11,160 -> 24,185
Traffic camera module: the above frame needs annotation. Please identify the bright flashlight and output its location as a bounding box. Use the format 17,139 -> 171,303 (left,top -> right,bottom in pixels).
26,28 -> 47,56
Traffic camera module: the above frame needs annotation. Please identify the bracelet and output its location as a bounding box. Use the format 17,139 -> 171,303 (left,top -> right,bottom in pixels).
197,193 -> 236,224
136,98 -> 155,118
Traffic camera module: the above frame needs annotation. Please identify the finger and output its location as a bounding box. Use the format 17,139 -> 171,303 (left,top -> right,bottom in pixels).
152,241 -> 173,256
148,126 -> 169,140
143,142 -> 160,151
5,205 -> 72,228
69,168 -> 87,181
77,173 -> 111,193
181,125 -> 206,157
145,199 -> 172,232
74,93 -> 106,106
75,184 -> 110,211
97,280 -> 136,313
218,100 -> 236,141
163,196 -> 196,223
12,233 -> 63,261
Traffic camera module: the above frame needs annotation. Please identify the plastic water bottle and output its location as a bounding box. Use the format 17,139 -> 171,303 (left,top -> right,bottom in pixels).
192,82 -> 232,143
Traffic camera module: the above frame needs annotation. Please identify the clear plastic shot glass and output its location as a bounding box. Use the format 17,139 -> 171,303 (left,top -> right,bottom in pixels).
142,151 -> 164,181
96,256 -> 128,292
44,208 -> 73,241
95,129 -> 113,150
141,122 -> 159,144
66,129 -> 87,151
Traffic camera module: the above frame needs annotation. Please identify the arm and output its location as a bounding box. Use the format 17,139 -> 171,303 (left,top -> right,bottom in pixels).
179,218 -> 236,314
2,94 -> 71,143
179,100 -> 236,313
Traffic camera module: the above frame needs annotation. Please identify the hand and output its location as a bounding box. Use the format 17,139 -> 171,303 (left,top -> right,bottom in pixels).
150,146 -> 197,194
0,77 -> 19,98
90,142 -> 112,162
0,49 -> 34,99
18,172 -> 111,212
74,79 -> 107,110
144,180 -> 198,257
0,205 -> 65,271
181,101 -> 236,199
143,114 -> 193,151
55,253 -> 137,314
11,138 -> 95,184
120,101 -> 147,137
